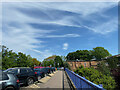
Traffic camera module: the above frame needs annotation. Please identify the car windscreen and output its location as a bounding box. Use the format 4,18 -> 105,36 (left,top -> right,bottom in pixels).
0,72 -> 9,81
3,68 -> 13,72
4,69 -> 18,74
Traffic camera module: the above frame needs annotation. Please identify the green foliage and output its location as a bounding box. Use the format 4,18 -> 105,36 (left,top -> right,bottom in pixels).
2,45 -> 41,70
42,59 -> 54,67
63,61 -> 71,70
44,55 -> 56,61
54,56 -> 63,67
106,57 -> 119,69
66,47 -> 111,61
32,58 -> 41,66
66,50 -> 93,61
49,59 -> 54,67
97,61 -> 111,75
60,56 -> 67,61
91,47 -> 111,60
74,66 -> 116,89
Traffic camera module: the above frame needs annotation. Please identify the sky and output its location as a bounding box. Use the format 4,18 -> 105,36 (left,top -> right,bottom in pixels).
1,2 -> 118,61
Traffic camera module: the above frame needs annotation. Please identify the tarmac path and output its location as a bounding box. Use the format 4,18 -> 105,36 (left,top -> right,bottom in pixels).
20,70 -> 70,90
38,70 -> 63,89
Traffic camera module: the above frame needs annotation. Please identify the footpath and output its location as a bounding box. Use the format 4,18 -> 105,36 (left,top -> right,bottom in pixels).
21,70 -> 70,90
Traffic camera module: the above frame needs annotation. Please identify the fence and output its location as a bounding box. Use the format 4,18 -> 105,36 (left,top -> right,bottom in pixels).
65,68 -> 105,90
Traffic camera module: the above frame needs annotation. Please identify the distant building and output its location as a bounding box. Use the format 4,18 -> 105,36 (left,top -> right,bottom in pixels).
67,54 -> 120,71
67,60 -> 99,71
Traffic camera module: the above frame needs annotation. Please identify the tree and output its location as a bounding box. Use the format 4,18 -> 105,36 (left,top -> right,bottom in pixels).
91,47 -> 111,60
32,58 -> 41,66
54,56 -> 63,67
63,61 -> 71,70
44,55 -> 56,61
16,52 -> 29,67
26,55 -> 34,67
42,59 -> 54,67
42,60 -> 48,67
74,66 -> 116,89
1,45 -> 41,70
60,56 -> 67,61
97,61 -> 111,75
49,59 -> 54,67
106,57 -> 119,69
2,46 -> 18,69
66,50 -> 93,61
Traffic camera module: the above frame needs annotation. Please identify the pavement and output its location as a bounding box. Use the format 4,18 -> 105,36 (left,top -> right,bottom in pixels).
37,70 -> 63,88
21,70 -> 70,89
64,72 -> 70,89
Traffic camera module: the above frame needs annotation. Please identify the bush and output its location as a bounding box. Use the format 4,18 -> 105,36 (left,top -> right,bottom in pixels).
74,66 -> 116,89
63,61 -> 71,70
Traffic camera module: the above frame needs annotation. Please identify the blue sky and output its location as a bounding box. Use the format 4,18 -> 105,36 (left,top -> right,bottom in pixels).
2,2 -> 118,61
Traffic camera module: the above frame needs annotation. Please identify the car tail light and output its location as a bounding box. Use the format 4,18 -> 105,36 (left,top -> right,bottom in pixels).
16,79 -> 19,83
35,72 -> 37,74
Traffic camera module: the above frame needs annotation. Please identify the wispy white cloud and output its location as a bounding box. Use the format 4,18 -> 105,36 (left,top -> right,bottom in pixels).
44,34 -> 80,38
41,2 -> 116,16
31,49 -> 53,60
63,43 -> 68,50
2,2 -> 117,61
83,17 -> 118,34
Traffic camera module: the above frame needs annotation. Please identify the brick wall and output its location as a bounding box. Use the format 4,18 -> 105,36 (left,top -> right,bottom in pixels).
67,61 -> 99,71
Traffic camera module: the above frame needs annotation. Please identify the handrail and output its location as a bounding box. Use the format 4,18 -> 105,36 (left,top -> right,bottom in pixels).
70,70 -> 102,88
65,68 -> 105,90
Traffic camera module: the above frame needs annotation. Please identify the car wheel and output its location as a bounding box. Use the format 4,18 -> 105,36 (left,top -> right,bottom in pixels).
37,76 -> 41,80
5,86 -> 15,90
27,78 -> 34,86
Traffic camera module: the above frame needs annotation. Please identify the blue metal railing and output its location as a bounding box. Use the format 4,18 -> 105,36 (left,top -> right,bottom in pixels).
65,68 -> 105,90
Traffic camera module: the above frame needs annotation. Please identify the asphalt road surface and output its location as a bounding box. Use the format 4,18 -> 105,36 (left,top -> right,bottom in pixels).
21,70 -> 70,90
38,70 -> 63,89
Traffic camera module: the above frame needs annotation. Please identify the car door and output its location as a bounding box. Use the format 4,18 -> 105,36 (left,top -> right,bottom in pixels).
0,72 -> 9,90
27,68 -> 35,78
18,68 -> 28,84
0,72 -> 2,90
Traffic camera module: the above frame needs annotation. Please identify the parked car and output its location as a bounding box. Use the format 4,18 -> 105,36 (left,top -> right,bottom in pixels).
51,67 -> 56,72
34,68 -> 44,80
41,68 -> 49,76
34,66 -> 44,69
45,67 -> 51,74
0,71 -> 20,90
4,67 -> 37,86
